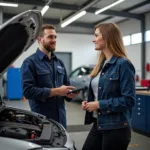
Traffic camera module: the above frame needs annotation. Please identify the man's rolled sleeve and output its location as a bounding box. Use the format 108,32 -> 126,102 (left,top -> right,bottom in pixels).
41,87 -> 51,102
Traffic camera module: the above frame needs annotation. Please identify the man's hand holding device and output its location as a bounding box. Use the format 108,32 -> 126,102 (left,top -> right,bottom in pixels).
66,88 -> 84,99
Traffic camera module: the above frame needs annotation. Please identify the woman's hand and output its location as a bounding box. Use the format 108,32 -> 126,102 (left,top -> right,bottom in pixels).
85,101 -> 99,112
81,101 -> 87,110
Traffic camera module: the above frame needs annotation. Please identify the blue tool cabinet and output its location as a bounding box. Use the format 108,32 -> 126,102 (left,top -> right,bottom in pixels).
146,98 -> 150,133
132,95 -> 147,132
132,94 -> 150,134
6,68 -> 23,100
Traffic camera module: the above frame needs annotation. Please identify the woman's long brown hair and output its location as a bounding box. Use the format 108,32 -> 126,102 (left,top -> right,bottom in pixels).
90,23 -> 129,77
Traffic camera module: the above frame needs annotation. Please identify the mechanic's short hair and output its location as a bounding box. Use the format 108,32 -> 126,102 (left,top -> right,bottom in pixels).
39,24 -> 56,37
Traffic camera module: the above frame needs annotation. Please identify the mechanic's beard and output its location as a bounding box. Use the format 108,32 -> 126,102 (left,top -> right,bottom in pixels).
43,42 -> 55,52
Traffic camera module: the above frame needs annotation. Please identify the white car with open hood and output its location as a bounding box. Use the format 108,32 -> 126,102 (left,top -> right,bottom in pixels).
0,10 -> 76,150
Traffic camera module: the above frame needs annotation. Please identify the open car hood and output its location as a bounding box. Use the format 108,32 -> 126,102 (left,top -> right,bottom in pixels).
0,10 -> 42,77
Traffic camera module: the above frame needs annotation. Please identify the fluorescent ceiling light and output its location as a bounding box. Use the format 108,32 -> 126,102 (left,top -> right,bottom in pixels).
95,0 -> 125,15
61,10 -> 86,28
60,0 -> 99,28
41,5 -> 49,16
0,2 -> 18,7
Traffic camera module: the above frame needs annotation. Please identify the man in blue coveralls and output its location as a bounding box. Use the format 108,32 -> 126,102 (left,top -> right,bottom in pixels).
21,24 -> 77,128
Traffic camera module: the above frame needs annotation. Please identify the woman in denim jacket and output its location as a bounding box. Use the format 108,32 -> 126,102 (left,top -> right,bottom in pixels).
82,23 -> 136,150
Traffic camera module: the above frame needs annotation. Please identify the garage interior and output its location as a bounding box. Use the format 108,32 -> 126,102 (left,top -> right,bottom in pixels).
0,0 -> 150,150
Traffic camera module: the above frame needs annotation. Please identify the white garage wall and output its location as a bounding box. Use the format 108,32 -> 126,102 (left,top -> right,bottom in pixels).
118,19 -> 141,35
13,33 -> 98,71
56,33 -> 97,70
146,12 -> 150,30
125,44 -> 142,82
118,12 -> 150,81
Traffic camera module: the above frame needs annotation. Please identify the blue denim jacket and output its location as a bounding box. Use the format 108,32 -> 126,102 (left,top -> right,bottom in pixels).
84,56 -> 136,130
21,49 -> 71,128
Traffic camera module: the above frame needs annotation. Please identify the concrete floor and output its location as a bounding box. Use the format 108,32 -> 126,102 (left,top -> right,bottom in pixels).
5,99 -> 150,150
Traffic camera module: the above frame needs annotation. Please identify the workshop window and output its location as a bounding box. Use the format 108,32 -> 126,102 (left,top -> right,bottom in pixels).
145,30 -> 150,42
131,33 -> 142,44
123,35 -> 131,46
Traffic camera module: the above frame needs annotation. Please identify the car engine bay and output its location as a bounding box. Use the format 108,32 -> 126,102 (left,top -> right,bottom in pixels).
0,105 -> 67,148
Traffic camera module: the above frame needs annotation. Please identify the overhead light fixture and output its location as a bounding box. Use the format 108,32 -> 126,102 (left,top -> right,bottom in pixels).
95,0 -> 125,15
0,2 -> 18,7
61,10 -> 86,28
41,5 -> 49,16
41,0 -> 54,16
61,0 -> 100,28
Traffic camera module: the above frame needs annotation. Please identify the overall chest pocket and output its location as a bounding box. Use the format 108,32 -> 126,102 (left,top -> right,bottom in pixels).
37,70 -> 52,86
57,68 -> 65,85
105,72 -> 119,93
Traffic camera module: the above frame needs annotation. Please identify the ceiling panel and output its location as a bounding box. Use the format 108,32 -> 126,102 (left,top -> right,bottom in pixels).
92,0 -> 147,11
93,0 -> 117,8
108,0 -> 147,11
55,0 -> 88,5
2,4 -> 33,14
1,0 -> 150,34
76,13 -> 108,23
56,24 -> 93,34
130,3 -> 150,14
36,6 -> 72,19
2,4 -> 73,19
101,16 -> 126,24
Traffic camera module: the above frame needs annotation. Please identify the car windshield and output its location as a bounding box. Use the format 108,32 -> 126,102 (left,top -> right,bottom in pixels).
29,148 -> 44,150
70,66 -> 94,78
